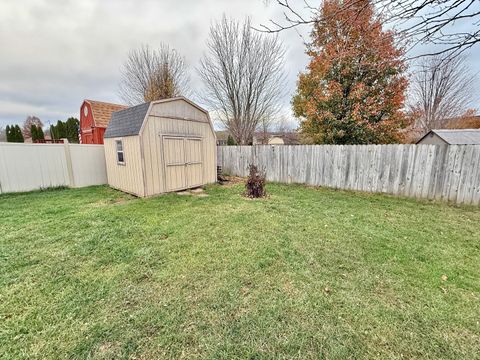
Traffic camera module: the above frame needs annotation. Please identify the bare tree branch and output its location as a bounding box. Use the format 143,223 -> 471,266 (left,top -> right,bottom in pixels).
409,54 -> 477,132
198,16 -> 287,145
119,44 -> 190,105
22,116 -> 43,139
260,0 -> 480,58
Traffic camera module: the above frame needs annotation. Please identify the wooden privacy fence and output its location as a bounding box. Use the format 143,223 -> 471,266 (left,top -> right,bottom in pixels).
218,145 -> 480,205
0,142 -> 107,194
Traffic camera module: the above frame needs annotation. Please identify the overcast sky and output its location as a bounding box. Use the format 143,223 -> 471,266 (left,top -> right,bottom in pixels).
0,0 -> 478,130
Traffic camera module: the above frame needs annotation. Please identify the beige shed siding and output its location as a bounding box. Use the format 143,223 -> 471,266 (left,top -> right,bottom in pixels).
141,114 -> 216,196
104,136 -> 145,196
268,137 -> 285,145
149,98 -> 208,122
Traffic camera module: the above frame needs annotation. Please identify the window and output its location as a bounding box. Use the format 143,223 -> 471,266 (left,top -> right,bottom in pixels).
116,140 -> 125,164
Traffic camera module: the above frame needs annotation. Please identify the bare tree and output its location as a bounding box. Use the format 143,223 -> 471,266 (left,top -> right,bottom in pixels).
119,44 -> 189,105
409,55 -> 477,132
261,0 -> 480,58
0,126 -> 5,142
22,116 -> 43,139
198,16 -> 286,145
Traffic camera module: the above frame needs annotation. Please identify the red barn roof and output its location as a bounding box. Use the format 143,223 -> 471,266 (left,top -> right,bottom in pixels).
85,100 -> 128,128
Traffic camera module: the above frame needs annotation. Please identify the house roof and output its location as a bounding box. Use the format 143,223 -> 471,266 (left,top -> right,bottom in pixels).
418,129 -> 480,145
215,131 -> 230,141
254,131 -> 300,145
104,102 -> 151,139
85,100 -> 128,128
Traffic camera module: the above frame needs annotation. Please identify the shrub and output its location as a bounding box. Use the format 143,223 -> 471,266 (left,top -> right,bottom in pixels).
245,164 -> 266,198
227,135 -> 236,146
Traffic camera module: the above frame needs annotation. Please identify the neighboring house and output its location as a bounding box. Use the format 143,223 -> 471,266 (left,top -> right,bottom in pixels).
103,97 -> 217,197
215,131 -> 229,145
80,100 -> 128,144
253,132 -> 300,145
416,129 -> 480,145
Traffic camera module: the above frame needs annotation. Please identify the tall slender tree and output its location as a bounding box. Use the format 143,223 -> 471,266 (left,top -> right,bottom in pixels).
12,125 -> 24,143
293,0 -> 408,144
37,126 -> 45,141
65,117 -> 79,143
199,16 -> 286,145
5,125 -> 11,142
31,124 -> 38,142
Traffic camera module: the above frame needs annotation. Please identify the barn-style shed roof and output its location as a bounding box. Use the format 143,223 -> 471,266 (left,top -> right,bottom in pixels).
85,100 -> 128,128
104,102 -> 150,138
417,129 -> 480,145
104,97 -> 211,139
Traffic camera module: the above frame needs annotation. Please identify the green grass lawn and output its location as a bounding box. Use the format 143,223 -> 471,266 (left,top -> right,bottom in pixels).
1,183 -> 479,359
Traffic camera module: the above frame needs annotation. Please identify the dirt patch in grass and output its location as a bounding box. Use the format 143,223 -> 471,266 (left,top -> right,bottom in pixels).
219,176 -> 245,187
93,342 -> 122,359
91,195 -> 134,207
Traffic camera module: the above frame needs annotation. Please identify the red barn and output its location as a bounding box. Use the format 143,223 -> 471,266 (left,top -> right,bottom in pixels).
80,100 -> 128,144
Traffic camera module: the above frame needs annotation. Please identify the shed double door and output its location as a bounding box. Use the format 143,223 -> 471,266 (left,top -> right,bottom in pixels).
163,136 -> 203,192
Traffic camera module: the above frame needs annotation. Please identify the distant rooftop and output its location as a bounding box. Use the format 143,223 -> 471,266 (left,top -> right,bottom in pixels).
427,129 -> 480,145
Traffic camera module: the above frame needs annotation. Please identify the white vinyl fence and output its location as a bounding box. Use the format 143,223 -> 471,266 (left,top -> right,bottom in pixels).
218,145 -> 480,205
0,142 -> 107,194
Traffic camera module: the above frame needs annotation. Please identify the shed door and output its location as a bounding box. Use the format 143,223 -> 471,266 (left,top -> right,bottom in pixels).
163,137 -> 186,191
163,136 -> 203,191
185,138 -> 203,188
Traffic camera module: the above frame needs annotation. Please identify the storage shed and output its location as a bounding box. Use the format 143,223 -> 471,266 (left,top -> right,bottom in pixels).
103,97 -> 217,197
416,129 -> 480,145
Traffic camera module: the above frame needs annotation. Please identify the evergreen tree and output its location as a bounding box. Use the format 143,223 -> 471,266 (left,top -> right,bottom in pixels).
227,134 -> 236,145
6,125 -> 11,142
37,126 -> 45,141
17,125 -> 24,143
31,124 -> 38,142
50,118 -> 80,143
65,117 -> 80,143
56,121 -> 66,139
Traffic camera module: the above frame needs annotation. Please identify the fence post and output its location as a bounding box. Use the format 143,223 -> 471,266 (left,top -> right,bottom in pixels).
63,138 -> 75,187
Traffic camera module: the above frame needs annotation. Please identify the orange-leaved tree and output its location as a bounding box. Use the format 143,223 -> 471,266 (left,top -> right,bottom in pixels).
293,0 -> 409,144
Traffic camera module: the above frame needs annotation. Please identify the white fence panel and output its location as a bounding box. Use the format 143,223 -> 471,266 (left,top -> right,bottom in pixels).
0,142 -> 107,194
218,144 -> 480,205
69,144 -> 107,187
0,143 -> 69,193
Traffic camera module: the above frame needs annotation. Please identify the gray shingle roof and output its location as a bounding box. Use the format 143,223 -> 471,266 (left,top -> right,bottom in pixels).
431,129 -> 480,145
104,102 -> 150,138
